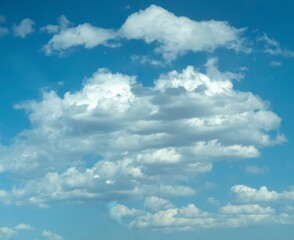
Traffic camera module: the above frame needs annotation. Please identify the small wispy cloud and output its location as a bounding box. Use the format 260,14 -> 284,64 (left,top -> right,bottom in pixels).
270,61 -> 282,67
131,55 -> 165,67
245,165 -> 270,175
258,33 -> 294,57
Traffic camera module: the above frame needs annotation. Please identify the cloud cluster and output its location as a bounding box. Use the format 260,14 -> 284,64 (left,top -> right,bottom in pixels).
109,198 -> 289,231
43,5 -> 247,60
0,224 -> 33,240
0,59 -> 284,207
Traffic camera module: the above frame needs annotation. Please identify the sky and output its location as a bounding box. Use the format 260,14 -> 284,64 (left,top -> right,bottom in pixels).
0,0 -> 294,239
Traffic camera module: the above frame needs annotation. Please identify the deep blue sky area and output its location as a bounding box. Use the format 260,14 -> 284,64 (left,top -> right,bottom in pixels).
0,1 -> 294,240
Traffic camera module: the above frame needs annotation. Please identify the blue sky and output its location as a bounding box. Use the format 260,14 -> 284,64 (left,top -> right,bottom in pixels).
0,0 -> 294,239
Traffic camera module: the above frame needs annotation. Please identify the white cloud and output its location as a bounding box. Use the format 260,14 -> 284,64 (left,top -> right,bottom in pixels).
144,196 -> 174,211
131,55 -> 165,67
41,15 -> 70,34
43,5 -> 248,59
110,203 -> 141,219
245,165 -> 270,175
14,223 -> 33,231
270,61 -> 282,67
0,224 -> 33,240
42,230 -> 63,240
207,197 -> 219,206
220,204 -> 275,215
43,23 -> 118,55
13,18 -> 35,38
0,61 -> 284,206
258,33 -> 294,57
231,185 -> 294,203
120,5 -> 248,61
109,201 -> 288,231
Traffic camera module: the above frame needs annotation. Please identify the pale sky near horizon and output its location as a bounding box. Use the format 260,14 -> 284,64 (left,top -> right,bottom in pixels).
0,1 -> 294,239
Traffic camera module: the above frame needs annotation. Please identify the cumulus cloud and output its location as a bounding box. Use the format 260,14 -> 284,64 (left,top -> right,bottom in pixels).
0,224 -> 33,240
231,185 -> 294,203
43,5 -> 248,59
120,5 -> 247,61
0,60 -> 284,206
144,196 -> 174,211
109,201 -> 288,231
13,18 -> 35,38
43,17 -> 119,55
42,230 -> 63,240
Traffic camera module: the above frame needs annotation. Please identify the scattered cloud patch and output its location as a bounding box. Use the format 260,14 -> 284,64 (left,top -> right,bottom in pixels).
270,61 -> 282,67
232,185 -> 294,203
42,230 -> 63,240
131,55 -> 165,67
258,33 -> 294,57
13,18 -> 35,38
41,15 -> 70,34
0,224 -> 33,240
207,197 -> 220,206
144,196 -> 174,211
245,165 -> 270,175
109,201 -> 288,231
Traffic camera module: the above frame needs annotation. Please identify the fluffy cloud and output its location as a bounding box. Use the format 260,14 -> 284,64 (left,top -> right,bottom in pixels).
231,185 -> 294,203
42,230 -> 63,240
109,200 -> 288,231
43,5 -> 247,59
120,5 -> 247,61
0,224 -> 33,240
43,23 -> 118,55
13,18 -> 35,38
144,196 -> 174,211
0,60 -> 284,206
